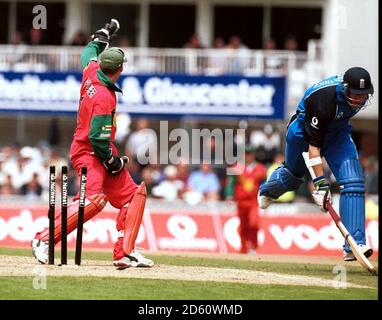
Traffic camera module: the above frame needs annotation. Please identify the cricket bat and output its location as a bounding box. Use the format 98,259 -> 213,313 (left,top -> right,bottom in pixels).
302,152 -> 377,276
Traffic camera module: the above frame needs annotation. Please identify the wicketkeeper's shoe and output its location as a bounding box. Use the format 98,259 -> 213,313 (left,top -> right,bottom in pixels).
113,248 -> 154,269
343,244 -> 373,262
257,192 -> 273,209
31,234 -> 49,264
113,256 -> 131,269
127,248 -> 154,267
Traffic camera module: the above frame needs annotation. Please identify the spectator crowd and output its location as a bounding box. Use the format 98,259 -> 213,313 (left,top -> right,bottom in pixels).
1,29 -> 302,75
1,120 -> 378,209
10,28 -> 299,52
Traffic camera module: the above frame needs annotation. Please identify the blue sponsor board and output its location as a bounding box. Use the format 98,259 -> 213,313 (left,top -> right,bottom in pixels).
0,72 -> 286,119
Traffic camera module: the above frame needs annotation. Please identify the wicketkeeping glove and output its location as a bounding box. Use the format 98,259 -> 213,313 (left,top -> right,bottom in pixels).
91,19 -> 120,46
312,176 -> 331,212
102,155 -> 129,175
105,19 -> 120,39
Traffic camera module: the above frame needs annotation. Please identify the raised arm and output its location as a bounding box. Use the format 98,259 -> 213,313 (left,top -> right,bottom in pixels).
80,41 -> 106,69
80,19 -> 120,69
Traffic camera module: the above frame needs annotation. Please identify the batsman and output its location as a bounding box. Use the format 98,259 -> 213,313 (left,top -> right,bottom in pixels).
32,19 -> 154,268
258,67 -> 374,261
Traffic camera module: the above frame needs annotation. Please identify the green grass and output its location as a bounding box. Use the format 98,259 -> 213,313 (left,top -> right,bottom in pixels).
0,276 -> 376,300
0,247 -> 378,300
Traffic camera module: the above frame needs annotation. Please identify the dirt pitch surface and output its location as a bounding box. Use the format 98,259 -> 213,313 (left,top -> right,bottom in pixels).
149,251 -> 348,265
0,255 -> 370,289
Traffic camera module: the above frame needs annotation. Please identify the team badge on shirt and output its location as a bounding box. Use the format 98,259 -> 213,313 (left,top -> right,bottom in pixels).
85,79 -> 97,98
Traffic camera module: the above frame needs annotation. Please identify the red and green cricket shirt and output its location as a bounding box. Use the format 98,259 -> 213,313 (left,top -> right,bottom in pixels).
225,162 -> 267,203
70,42 -> 123,163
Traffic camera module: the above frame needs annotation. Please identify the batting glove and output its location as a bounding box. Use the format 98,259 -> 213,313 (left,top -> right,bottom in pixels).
312,176 -> 331,212
102,155 -> 129,175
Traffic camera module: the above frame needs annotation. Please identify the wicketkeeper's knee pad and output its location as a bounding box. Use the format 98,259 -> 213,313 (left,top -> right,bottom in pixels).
259,164 -> 304,199
116,183 -> 147,255
40,194 -> 108,244
338,158 -> 366,250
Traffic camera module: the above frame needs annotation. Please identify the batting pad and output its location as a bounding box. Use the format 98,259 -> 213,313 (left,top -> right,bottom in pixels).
40,194 -> 108,244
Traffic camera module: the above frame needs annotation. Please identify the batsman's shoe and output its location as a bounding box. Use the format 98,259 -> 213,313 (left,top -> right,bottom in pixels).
31,236 -> 49,264
343,244 -> 373,262
257,192 -> 273,209
114,248 -> 154,269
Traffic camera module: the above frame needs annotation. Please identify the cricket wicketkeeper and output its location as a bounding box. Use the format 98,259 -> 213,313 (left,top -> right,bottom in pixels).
32,19 -> 154,268
258,67 -> 374,262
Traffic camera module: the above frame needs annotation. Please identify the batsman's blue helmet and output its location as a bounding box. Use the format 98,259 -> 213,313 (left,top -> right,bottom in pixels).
341,67 -> 374,108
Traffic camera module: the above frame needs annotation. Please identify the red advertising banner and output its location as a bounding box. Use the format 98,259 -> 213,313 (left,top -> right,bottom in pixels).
220,215 -> 379,256
0,205 -> 378,256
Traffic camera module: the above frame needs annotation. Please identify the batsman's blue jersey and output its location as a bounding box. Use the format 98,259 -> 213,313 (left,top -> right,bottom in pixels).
286,74 -> 360,179
261,73 -> 370,251
296,74 -> 360,136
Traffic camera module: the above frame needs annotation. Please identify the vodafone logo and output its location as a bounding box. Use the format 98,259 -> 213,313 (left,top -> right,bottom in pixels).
0,207 -> 378,255
269,222 -> 343,251
222,218 -> 378,254
310,116 -> 319,129
158,215 -> 218,251
223,217 -> 265,250
223,217 -> 241,250
0,210 -> 146,245
268,222 -> 377,252
367,220 -> 379,250
0,210 -> 38,242
168,215 -> 197,240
